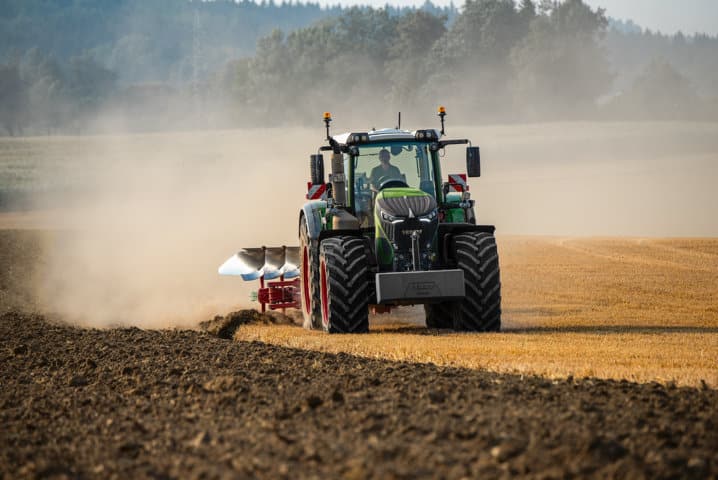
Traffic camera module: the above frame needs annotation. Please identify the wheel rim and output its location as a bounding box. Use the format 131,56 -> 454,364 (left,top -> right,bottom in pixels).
302,245 -> 310,315
320,259 -> 329,328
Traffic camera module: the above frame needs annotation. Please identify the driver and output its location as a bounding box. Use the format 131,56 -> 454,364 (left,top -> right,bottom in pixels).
370,148 -> 403,189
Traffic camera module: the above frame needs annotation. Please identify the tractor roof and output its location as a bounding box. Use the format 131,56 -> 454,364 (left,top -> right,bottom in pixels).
332,128 -> 442,146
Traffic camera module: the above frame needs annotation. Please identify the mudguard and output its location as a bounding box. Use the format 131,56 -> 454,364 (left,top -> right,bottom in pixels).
298,200 -> 327,241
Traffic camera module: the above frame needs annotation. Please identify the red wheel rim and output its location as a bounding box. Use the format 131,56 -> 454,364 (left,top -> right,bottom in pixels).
302,246 -> 310,315
320,259 -> 329,328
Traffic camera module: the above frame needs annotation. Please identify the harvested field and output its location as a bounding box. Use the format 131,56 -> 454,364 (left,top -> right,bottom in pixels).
237,236 -> 718,387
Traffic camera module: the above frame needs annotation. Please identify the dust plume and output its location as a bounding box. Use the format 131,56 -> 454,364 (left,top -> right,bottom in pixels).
30,120 -> 718,328
36,129 -> 315,328
448,122 -> 718,237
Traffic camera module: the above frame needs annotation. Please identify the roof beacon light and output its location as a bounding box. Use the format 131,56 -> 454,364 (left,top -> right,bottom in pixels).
438,106 -> 447,136
323,112 -> 332,141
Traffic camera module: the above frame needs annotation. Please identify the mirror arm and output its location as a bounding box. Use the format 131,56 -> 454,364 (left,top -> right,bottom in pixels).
438,139 -> 469,148
320,144 -> 349,153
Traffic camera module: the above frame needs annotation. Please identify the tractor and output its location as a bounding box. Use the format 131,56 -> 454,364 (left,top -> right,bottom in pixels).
219,107 -> 501,333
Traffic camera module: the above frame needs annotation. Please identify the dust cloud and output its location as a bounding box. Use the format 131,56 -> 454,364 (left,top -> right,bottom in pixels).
36,129 -> 315,328
455,122 -> 718,237
33,120 -> 718,328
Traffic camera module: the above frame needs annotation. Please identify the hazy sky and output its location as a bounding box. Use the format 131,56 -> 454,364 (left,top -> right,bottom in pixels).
316,0 -> 718,36
583,0 -> 718,35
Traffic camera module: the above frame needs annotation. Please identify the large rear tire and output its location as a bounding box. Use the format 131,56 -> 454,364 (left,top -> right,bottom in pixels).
299,220 -> 322,330
319,236 -> 370,334
451,232 -> 501,332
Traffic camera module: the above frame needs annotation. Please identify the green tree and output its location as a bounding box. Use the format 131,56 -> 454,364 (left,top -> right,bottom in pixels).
0,63 -> 28,135
66,55 -> 118,111
609,59 -> 701,120
510,0 -> 611,118
335,7 -> 397,65
386,10 -> 447,107
20,49 -> 69,134
426,0 -> 524,119
439,0 -> 521,65
517,0 -> 537,33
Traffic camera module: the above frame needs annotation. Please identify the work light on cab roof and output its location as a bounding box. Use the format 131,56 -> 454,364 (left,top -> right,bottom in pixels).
218,107 -> 501,334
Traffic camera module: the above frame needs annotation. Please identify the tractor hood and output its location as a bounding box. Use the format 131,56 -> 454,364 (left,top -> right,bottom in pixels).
375,187 -> 437,219
374,187 -> 439,271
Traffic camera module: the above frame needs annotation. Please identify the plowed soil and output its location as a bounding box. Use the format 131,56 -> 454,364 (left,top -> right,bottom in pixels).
2,312 -> 717,479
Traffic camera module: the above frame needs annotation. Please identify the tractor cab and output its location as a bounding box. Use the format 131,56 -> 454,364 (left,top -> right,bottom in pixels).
305,110 -> 485,273
332,129 -> 441,228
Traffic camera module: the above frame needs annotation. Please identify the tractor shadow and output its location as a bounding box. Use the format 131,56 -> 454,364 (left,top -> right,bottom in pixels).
370,323 -> 718,336
502,325 -> 718,335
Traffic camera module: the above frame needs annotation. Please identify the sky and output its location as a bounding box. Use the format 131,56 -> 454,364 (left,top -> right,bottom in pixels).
315,0 -> 718,36
583,0 -> 718,35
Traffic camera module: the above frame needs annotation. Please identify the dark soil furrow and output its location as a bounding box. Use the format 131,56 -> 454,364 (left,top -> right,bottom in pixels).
1,312 -> 716,479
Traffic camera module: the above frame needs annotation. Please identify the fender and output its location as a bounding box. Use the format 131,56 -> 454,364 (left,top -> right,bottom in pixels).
298,200 -> 327,240
438,223 -> 495,236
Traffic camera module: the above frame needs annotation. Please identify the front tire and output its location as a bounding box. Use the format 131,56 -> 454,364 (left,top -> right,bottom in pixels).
451,232 -> 501,332
319,236 -> 369,333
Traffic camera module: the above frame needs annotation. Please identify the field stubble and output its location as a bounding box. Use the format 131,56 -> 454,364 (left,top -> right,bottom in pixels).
236,236 -> 718,387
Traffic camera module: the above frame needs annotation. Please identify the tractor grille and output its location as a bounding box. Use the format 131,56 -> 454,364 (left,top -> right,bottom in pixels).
377,216 -> 438,271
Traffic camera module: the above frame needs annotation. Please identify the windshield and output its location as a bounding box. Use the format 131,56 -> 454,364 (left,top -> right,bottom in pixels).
354,142 -> 436,195
350,142 -> 437,228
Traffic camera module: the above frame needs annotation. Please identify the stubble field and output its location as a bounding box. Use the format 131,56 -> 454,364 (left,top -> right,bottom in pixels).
236,236 -> 718,387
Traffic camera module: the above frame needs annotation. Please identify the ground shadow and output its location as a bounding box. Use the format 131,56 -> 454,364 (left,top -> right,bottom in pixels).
503,325 -> 718,335
369,324 -> 718,335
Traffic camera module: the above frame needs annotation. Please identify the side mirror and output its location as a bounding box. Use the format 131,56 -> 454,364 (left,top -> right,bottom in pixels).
310,154 -> 324,185
466,146 -> 480,177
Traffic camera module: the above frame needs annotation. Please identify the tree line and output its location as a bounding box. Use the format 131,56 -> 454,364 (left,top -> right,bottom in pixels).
223,0 -> 718,125
1,0 -> 717,135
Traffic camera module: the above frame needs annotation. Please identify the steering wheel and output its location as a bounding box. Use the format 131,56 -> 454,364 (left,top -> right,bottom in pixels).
375,176 -> 409,191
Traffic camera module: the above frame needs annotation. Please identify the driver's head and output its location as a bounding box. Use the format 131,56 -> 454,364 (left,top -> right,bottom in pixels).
379,149 -> 391,164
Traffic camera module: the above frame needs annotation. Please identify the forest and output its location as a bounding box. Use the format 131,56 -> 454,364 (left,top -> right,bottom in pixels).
1,0 -> 717,134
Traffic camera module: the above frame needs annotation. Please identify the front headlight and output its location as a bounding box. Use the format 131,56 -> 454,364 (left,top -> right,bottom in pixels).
419,208 -> 438,223
380,210 -> 403,223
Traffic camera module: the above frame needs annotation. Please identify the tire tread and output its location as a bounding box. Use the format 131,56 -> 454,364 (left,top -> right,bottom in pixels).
451,232 -> 502,332
320,236 -> 370,334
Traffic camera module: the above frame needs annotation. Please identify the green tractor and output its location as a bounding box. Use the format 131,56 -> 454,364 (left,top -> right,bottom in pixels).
219,107 -> 500,333
299,108 -> 501,333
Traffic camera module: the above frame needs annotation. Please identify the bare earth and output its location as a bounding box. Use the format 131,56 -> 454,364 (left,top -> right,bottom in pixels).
1,229 -> 717,478
2,313 -> 717,479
